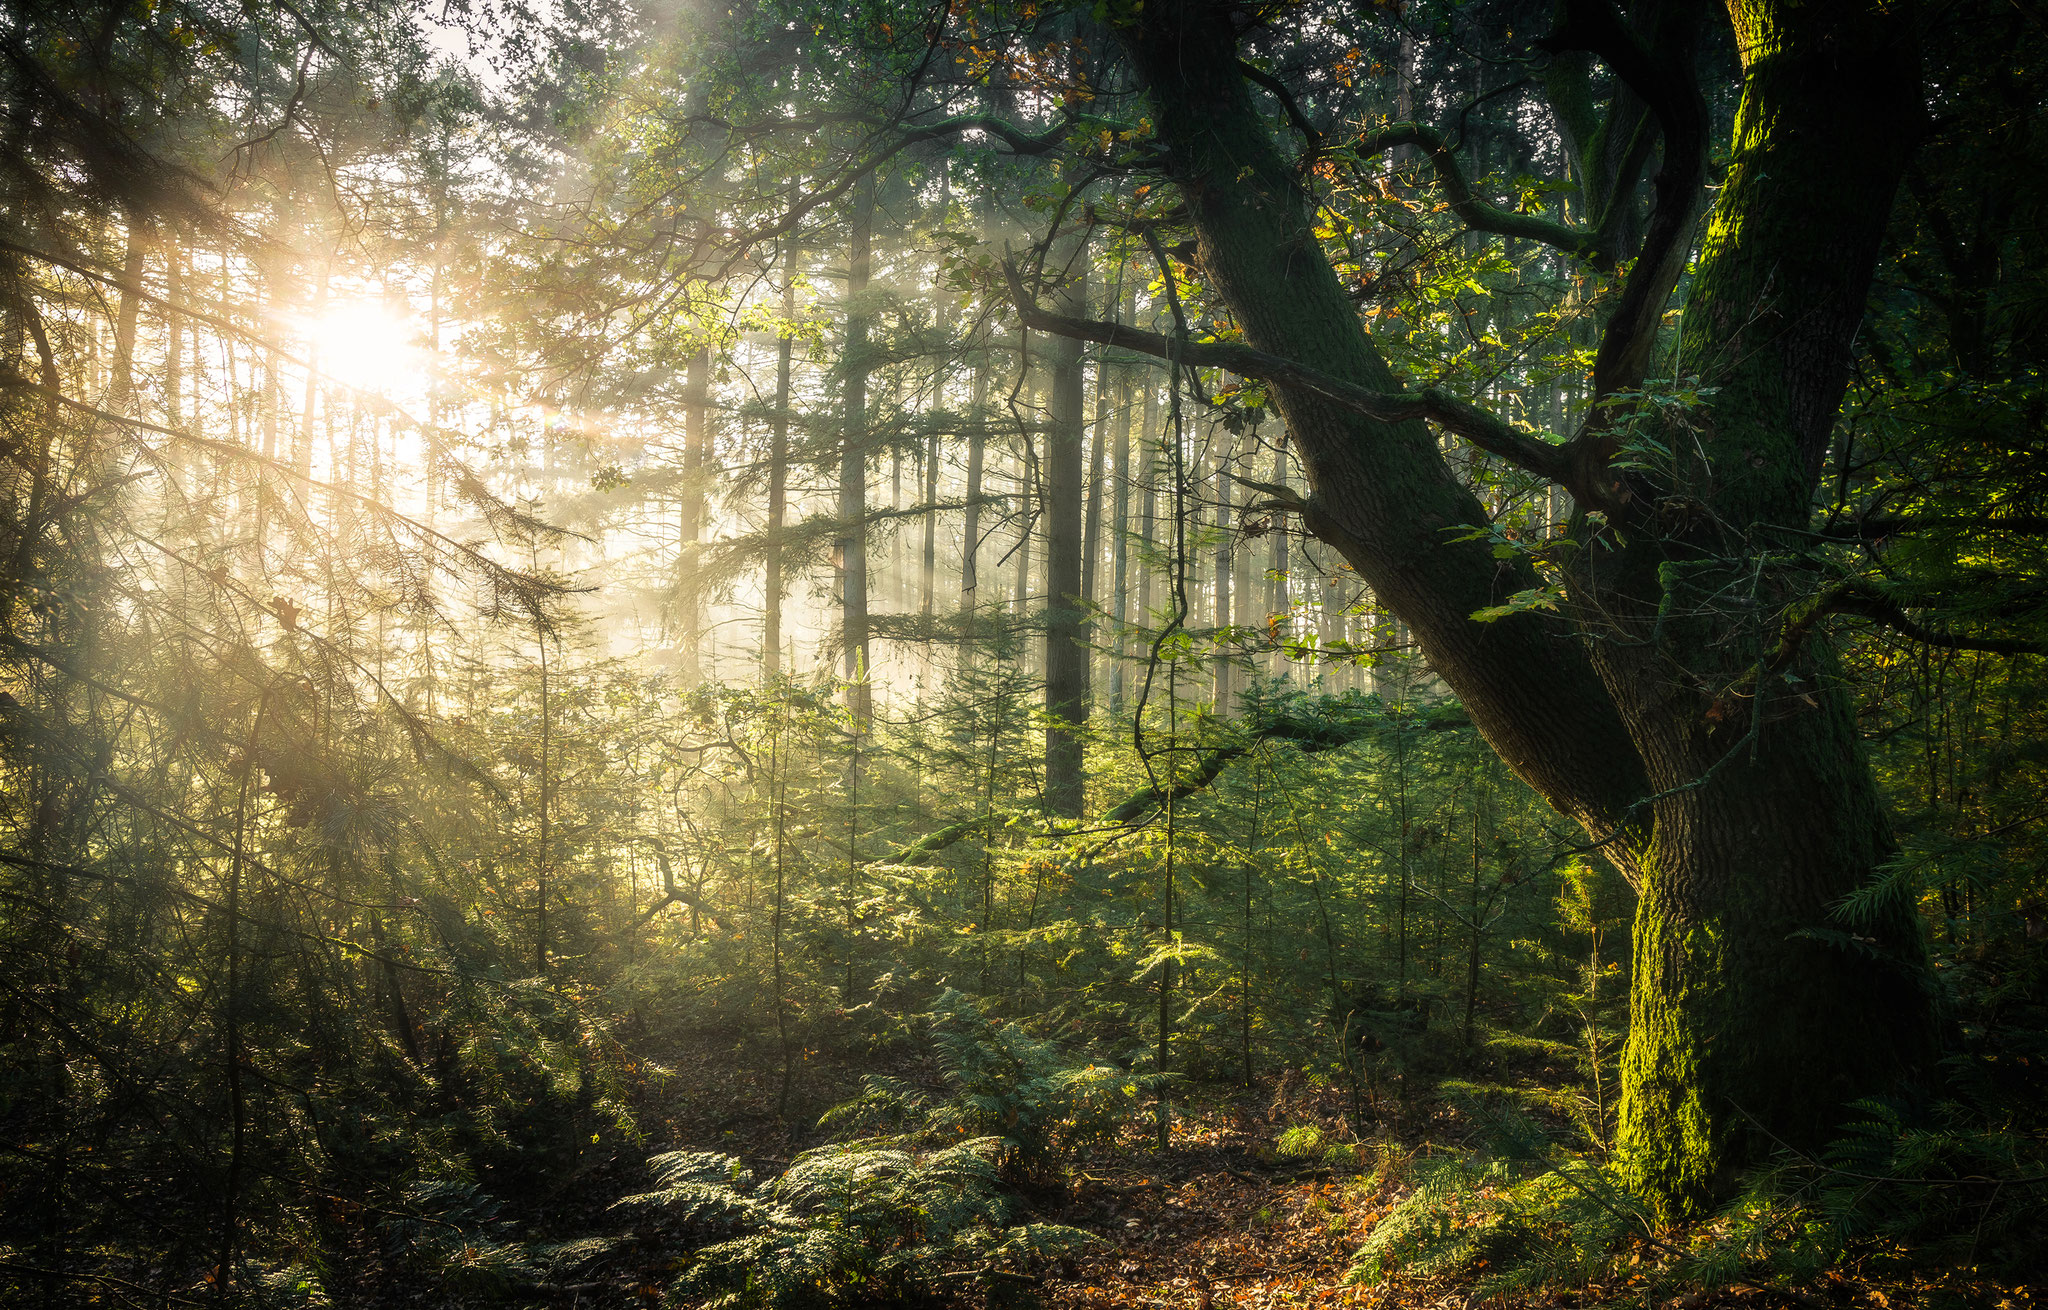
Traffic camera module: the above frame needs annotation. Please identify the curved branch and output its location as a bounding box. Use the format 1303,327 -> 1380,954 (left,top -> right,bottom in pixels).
1001,260 -> 1572,485
630,837 -> 722,928
1350,122 -> 1608,270
1540,0 -> 1711,398
1239,60 -> 1325,163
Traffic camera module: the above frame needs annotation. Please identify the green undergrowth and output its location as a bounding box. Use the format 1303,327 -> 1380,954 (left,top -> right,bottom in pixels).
821,988 -> 1175,1183
616,1140 -> 1091,1308
1344,1090 -> 2046,1306
612,989 -> 1163,1307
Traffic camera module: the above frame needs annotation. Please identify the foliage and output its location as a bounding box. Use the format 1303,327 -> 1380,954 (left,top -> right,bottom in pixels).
618,1139 -> 1092,1308
823,989 -> 1172,1181
1345,1090 -> 2047,1301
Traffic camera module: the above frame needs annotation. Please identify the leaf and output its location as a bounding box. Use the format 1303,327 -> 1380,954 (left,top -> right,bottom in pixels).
1471,589 -> 1561,623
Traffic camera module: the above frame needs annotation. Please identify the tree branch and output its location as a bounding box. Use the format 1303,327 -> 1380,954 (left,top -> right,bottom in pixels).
1776,580 -> 2048,663
1822,514 -> 2048,540
1540,0 -> 1711,398
1348,123 -> 1608,270
1239,60 -> 1325,163
999,260 -> 1572,485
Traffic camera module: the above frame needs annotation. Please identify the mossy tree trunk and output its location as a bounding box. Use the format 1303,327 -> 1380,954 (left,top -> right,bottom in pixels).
1589,0 -> 1936,1215
1099,0 -> 1937,1222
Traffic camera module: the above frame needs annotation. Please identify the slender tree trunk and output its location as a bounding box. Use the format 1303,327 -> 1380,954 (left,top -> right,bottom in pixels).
1044,243 -> 1090,817
838,178 -> 875,721
102,221 -> 147,420
1135,380 -> 1158,652
1082,350 -> 1108,607
295,259 -> 329,481
535,633 -> 551,976
1463,811 -> 1483,1047
1212,436 -> 1234,710
1108,363 -> 1133,712
764,238 -> 795,677
960,357 -> 989,625
217,692 -> 272,1303
891,437 -> 905,610
921,425 -> 939,621
1242,754 -> 1262,1088
1265,431 -> 1289,677
1012,422 -> 1034,637
771,712 -> 794,1118
164,246 -> 184,430
678,346 -> 710,681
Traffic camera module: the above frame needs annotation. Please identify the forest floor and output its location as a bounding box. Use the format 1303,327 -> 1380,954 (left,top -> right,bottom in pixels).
516,1038 -> 2036,1310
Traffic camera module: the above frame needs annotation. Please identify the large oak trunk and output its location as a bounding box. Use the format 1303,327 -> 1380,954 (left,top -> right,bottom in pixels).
1594,0 -> 1938,1215
1116,0 -> 1937,1218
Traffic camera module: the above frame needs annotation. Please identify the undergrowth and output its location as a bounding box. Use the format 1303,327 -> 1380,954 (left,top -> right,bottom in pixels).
1344,1090 -> 2046,1306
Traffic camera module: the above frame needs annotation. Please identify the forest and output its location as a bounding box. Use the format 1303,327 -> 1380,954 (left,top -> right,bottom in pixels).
0,0 -> 2043,1305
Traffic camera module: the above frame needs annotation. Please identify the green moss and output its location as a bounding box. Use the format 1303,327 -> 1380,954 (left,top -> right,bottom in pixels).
1619,905 -> 1727,1222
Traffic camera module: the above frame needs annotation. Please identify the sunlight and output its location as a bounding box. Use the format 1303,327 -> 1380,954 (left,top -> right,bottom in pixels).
298,298 -> 423,396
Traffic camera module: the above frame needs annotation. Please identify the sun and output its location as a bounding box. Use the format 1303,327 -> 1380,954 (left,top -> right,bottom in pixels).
298,298 -> 424,395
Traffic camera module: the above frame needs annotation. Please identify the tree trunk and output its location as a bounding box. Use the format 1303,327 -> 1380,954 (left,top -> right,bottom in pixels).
1212,433 -> 1234,710
296,260 -> 329,482
1108,348 -> 1133,712
960,356 -> 988,623
678,345 -> 710,681
764,236 -> 794,677
1136,378 -> 1158,655
838,177 -> 874,720
1045,245 -> 1090,816
1082,349 -> 1108,608
1593,0 -> 1935,1216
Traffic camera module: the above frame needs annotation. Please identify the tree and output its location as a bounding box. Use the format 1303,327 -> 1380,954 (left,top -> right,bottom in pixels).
1042,235 -> 1090,816
989,0 -> 1936,1218
837,176 -> 877,721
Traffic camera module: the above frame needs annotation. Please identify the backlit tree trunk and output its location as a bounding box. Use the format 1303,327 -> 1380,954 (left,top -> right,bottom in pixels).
1045,243 -> 1090,815
837,177 -> 874,721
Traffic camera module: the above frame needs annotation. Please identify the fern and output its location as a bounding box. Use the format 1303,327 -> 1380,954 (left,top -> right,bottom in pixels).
1345,1102 -> 1658,1297
827,989 -> 1170,1180
629,1137 -> 1092,1308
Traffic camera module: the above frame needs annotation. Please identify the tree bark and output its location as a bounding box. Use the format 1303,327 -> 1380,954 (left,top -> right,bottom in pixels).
1108,340 -> 1134,713
960,355 -> 988,624
1589,0 -> 1935,1216
678,345 -> 710,681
